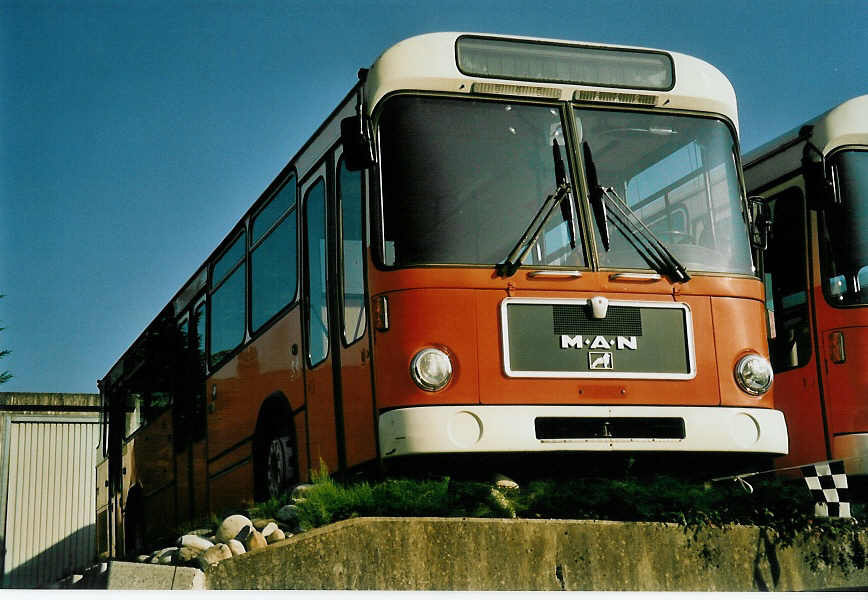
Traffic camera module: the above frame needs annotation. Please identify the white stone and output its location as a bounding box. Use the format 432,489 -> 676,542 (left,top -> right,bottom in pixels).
260,521 -> 278,537
492,473 -> 520,489
227,539 -> 246,556
266,528 -> 286,544
215,514 -> 253,543
197,543 -> 233,570
234,524 -> 252,542
177,534 -> 214,551
245,529 -> 268,551
176,546 -> 202,565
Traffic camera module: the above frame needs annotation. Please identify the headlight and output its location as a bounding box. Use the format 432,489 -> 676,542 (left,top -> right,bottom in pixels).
410,348 -> 453,392
734,354 -> 773,396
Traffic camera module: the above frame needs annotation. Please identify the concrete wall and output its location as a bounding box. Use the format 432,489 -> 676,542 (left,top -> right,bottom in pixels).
204,517 -> 868,591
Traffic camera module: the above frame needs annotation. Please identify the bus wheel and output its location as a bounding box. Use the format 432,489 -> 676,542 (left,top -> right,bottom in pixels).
254,416 -> 298,502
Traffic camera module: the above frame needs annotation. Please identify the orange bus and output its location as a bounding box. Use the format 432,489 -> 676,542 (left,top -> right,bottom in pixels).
96,32 -> 787,557
744,95 -> 868,477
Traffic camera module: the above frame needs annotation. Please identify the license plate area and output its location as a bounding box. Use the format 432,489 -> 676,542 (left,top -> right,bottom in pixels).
501,298 -> 695,379
535,416 -> 686,440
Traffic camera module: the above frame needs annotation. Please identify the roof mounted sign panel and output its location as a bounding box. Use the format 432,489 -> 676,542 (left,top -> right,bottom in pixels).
456,35 -> 675,91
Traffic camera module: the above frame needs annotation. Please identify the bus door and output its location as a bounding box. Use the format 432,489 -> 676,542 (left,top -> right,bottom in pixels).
764,186 -> 829,467
172,298 -> 208,525
302,164 -> 340,474
814,151 -> 868,469
333,150 -> 375,470
301,151 -> 376,477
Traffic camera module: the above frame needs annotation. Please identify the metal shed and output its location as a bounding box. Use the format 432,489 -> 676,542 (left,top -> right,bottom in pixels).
0,393 -> 102,588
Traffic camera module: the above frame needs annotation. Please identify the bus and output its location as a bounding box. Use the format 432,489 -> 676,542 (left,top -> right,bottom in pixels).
96,32 -> 787,558
743,95 -> 868,478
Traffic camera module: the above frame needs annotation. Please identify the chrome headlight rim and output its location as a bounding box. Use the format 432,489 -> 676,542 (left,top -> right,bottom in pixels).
734,353 -> 774,396
409,347 -> 453,392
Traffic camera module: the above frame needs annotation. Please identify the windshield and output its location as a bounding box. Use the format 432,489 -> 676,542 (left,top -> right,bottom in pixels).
821,150 -> 868,306
576,108 -> 753,276
378,96 -> 584,268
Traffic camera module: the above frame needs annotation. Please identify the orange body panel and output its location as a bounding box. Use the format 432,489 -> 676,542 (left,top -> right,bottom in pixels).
369,266 -> 773,413
337,335 -> 377,468
207,307 -> 307,501
709,296 -> 773,407
813,284 -> 868,436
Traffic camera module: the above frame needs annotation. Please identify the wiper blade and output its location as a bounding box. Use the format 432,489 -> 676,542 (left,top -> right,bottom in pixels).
496,141 -> 577,278
583,142 -> 610,251
600,186 -> 691,283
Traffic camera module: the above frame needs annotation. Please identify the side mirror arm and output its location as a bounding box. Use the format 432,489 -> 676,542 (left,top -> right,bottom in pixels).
748,196 -> 771,251
341,69 -> 375,172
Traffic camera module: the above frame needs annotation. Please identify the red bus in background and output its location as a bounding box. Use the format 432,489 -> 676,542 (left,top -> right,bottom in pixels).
744,95 -> 868,476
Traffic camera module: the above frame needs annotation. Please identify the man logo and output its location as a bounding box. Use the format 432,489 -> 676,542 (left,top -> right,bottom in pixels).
589,351 -> 613,370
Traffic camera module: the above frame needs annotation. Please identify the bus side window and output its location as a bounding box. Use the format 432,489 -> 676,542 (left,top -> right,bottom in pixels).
251,177 -> 297,332
304,178 -> 329,366
210,232 -> 247,366
191,299 -> 207,440
338,156 -> 366,345
765,187 -> 811,371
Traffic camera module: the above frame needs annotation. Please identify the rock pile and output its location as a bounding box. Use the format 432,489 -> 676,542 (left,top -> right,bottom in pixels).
135,483 -> 316,570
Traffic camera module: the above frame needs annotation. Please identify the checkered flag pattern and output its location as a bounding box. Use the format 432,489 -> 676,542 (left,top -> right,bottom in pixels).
801,460 -> 851,519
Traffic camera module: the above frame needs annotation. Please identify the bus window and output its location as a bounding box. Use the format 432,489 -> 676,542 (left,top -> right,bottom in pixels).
338,157 -> 366,345
765,187 -> 811,371
210,233 -> 246,366
577,108 -> 752,275
820,150 -> 868,306
304,178 -> 329,366
125,392 -> 144,437
378,96 -> 583,268
251,178 -> 298,332
191,299 -> 207,441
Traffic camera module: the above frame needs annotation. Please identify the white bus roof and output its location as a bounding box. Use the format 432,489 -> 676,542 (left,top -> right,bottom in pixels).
365,32 -> 739,131
745,95 -> 868,165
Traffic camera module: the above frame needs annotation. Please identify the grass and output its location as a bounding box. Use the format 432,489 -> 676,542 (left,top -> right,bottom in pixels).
236,463 -> 863,535
172,465 -> 867,573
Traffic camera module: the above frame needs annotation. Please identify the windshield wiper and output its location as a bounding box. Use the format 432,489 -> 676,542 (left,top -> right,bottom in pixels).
583,142 -> 690,283
600,186 -> 691,282
496,141 -> 577,277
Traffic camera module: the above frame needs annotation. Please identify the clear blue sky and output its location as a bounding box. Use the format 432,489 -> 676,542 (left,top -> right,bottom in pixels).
1,0 -> 865,394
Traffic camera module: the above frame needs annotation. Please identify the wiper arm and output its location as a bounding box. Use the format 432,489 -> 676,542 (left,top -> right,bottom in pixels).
496,141 -> 576,278
496,182 -> 571,277
600,186 -> 691,283
581,141 -> 689,283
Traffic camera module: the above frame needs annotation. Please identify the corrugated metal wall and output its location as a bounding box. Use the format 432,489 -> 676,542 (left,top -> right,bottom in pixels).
2,417 -> 99,588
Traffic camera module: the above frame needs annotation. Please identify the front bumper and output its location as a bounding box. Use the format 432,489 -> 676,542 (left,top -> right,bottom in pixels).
379,404 -> 788,457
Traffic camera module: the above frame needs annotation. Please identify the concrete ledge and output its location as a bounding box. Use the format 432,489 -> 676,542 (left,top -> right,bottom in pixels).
81,561 -> 205,589
203,517 -> 868,591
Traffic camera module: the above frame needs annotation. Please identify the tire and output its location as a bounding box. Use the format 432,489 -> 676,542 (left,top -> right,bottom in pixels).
254,414 -> 298,502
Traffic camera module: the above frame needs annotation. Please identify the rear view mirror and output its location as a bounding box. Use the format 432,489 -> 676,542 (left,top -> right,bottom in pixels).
748,196 -> 771,250
340,116 -> 374,172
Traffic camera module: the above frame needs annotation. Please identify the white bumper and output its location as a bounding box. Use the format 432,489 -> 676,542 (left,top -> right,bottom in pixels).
379,404 -> 788,457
